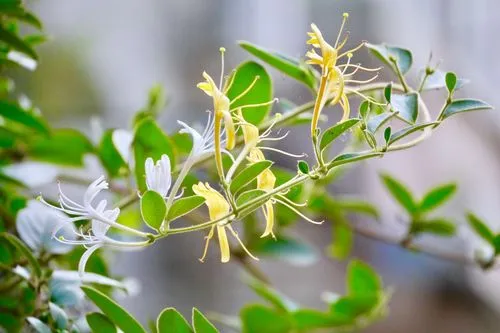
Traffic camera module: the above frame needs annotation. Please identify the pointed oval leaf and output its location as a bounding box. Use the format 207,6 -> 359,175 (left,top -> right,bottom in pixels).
467,213 -> 494,244
420,183 -> 457,213
82,286 -> 146,333
391,93 -> 418,124
0,25 -> 38,59
226,61 -> 272,125
330,152 -> 383,167
239,41 -> 316,91
230,160 -> 273,193
26,317 -> 51,333
366,43 -> 412,74
293,309 -> 350,330
380,174 -> 417,214
297,160 -> 309,174
320,119 -> 360,152
445,72 -> 457,93
366,112 -> 397,134
167,195 -> 205,222
246,277 -> 297,312
347,260 -> 382,295
140,190 -> 167,231
240,304 -> 293,333
157,308 -> 191,333
86,312 -> 117,333
422,69 -> 468,91
28,129 -> 94,166
49,303 -> 68,329
0,101 -> 49,135
442,99 -> 492,120
388,122 -> 439,145
236,189 -> 266,208
192,308 -> 218,333
412,219 -> 456,237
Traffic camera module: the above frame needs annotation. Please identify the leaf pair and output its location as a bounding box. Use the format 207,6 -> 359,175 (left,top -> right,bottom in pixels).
240,260 -> 388,332
381,174 -> 457,237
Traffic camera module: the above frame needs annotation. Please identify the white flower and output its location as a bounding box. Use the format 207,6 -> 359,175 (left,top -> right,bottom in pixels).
145,154 -> 171,197
39,175 -> 150,275
177,111 -> 218,160
16,200 -> 76,254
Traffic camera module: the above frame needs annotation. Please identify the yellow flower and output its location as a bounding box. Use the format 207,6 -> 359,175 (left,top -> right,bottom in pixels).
197,48 -> 277,179
248,148 -> 277,238
192,182 -> 258,263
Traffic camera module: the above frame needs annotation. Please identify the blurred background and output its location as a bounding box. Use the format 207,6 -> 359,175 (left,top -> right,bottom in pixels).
16,0 -> 500,331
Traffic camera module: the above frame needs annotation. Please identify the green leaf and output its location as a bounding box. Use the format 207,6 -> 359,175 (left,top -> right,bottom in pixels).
297,160 -> 309,174
359,101 -> 370,120
292,309 -> 350,330
441,99 -> 492,120
384,127 -> 391,144
0,24 -> 38,59
320,119 -> 360,152
236,189 -> 266,208
391,93 -> 418,124
0,232 -> 41,278
239,41 -> 316,91
230,160 -> 273,193
388,122 -> 439,145
133,118 -> 176,191
167,195 -> 205,222
192,308 -> 218,333
422,70 -> 468,91
253,236 -> 318,266
366,112 -> 397,134
380,174 -> 417,214
28,129 -> 94,166
99,129 -> 128,177
366,43 -> 412,74
81,286 -> 147,333
419,183 -> 456,213
246,278 -> 296,312
467,213 -> 494,244
87,312 -> 117,333
384,83 -> 392,103
226,61 -> 273,125
240,304 -> 293,333
330,295 -> 378,319
0,101 -> 49,135
157,308 -> 192,333
330,152 -> 383,167
347,260 -> 382,296
26,317 -> 51,333
49,302 -> 68,329
412,219 -> 456,237
445,72 -> 457,93
329,223 -> 353,260
140,190 -> 167,231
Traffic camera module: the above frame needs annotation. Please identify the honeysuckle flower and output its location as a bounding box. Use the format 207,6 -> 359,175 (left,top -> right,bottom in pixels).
248,148 -> 277,238
145,154 -> 171,197
39,175 -> 150,274
16,200 -> 76,254
306,14 -> 370,136
112,129 -> 134,166
197,48 -> 277,180
192,182 -> 257,263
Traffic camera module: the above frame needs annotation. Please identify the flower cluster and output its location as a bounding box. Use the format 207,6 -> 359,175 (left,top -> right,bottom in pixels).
306,14 -> 382,136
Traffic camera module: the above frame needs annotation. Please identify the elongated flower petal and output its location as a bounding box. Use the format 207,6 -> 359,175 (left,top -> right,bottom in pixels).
145,155 -> 172,197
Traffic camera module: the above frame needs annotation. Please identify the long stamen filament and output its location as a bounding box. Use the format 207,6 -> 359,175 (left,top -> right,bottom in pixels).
229,76 -> 260,106
334,13 -> 349,48
229,98 -> 278,113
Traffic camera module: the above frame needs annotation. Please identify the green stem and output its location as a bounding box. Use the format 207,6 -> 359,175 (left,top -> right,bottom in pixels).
390,57 -> 410,93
